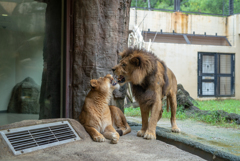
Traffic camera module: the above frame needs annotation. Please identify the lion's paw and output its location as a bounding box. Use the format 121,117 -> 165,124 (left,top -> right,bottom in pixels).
171,127 -> 181,133
111,133 -> 119,144
93,135 -> 106,142
143,131 -> 156,140
137,130 -> 146,137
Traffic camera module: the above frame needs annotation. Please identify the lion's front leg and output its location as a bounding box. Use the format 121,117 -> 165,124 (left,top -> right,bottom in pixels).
103,125 -> 120,144
137,106 -> 149,137
144,100 -> 162,140
84,126 -> 106,142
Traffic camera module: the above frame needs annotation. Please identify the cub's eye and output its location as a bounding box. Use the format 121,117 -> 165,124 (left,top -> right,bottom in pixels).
122,63 -> 126,67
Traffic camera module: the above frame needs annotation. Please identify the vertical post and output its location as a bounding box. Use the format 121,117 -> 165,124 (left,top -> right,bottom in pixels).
229,0 -> 234,15
135,0 -> 137,25
174,0 -> 180,11
222,0 -> 224,16
147,0 -> 151,11
65,0 -> 73,118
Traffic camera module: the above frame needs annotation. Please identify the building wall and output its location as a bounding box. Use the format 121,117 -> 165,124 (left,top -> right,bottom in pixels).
129,9 -> 240,100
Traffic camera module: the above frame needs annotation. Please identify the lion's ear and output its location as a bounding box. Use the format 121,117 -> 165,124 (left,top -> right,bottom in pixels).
90,79 -> 98,89
118,51 -> 124,57
130,56 -> 141,66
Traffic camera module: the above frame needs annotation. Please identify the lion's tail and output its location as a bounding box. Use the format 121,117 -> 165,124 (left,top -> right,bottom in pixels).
167,96 -> 170,112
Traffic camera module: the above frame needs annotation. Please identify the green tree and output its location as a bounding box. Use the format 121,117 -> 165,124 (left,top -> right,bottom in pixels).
131,0 -> 240,16
234,0 -> 240,14
180,0 -> 229,15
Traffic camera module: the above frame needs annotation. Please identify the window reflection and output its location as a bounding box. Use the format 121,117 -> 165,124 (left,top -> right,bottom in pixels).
0,0 -> 47,125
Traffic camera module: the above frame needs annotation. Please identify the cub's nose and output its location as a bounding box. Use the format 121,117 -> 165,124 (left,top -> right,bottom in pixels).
112,68 -> 116,72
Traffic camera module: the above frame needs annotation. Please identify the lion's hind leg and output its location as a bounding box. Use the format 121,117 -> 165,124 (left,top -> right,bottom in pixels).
169,92 -> 181,133
84,126 -> 106,142
103,125 -> 120,144
109,105 -> 131,136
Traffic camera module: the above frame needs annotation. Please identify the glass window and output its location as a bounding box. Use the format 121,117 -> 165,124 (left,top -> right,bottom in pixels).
198,53 -> 235,97
0,0 -> 47,126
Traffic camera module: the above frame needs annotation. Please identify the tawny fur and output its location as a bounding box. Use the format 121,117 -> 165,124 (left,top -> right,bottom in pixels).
112,48 -> 180,140
79,74 -> 131,144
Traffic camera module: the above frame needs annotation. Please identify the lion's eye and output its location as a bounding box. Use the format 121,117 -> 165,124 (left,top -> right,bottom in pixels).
122,63 -> 126,67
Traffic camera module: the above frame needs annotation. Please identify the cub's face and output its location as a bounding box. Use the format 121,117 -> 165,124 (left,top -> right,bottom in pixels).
90,74 -> 120,92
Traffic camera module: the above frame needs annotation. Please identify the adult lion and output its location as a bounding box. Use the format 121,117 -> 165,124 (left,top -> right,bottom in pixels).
112,48 -> 180,140
79,74 -> 131,144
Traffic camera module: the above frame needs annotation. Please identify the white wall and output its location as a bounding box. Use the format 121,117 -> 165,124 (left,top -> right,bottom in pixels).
150,43 -> 237,100
130,9 -> 240,100
130,9 -> 234,45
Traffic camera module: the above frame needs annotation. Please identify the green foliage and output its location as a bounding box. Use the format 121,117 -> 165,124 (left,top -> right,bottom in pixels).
180,0 -> 229,15
195,99 -> 240,115
125,107 -> 141,116
194,111 -> 226,124
131,0 -> 174,9
130,0 -> 240,15
234,0 -> 240,14
124,105 -> 187,119
124,99 -> 240,128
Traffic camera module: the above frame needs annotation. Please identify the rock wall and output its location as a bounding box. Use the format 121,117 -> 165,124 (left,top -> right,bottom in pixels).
72,0 -> 131,119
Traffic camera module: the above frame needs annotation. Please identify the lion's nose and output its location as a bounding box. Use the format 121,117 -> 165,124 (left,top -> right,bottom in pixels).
112,68 -> 116,72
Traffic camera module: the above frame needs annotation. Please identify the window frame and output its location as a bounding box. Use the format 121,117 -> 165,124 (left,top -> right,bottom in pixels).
198,52 -> 235,97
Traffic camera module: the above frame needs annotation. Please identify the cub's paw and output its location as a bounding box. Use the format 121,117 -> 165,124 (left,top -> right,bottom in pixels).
171,127 -> 181,133
143,130 -> 156,140
137,130 -> 146,137
111,133 -> 119,144
93,135 -> 106,142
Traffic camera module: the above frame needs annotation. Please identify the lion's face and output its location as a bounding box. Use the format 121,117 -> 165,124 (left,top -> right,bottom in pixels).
112,50 -> 153,86
90,74 -> 120,92
111,57 -> 132,86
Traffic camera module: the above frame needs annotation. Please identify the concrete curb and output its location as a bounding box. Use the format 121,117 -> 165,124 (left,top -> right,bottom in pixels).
128,121 -> 240,161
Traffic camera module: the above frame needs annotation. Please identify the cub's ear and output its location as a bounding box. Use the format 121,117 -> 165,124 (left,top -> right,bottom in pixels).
90,79 -> 98,89
118,51 -> 124,58
130,56 -> 141,66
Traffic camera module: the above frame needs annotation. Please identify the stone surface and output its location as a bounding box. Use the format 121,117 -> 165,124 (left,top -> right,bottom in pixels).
0,118 -> 90,140
72,0 -> 131,118
176,84 -> 196,107
0,119 -> 204,161
127,117 -> 240,161
7,77 -> 40,114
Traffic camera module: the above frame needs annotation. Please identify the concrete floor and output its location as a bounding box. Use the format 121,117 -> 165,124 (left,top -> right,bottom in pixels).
1,115 -> 239,160
0,122 -> 205,161
0,113 -> 39,126
127,116 -> 240,157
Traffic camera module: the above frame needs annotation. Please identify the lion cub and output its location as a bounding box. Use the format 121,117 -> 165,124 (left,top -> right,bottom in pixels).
79,74 -> 131,144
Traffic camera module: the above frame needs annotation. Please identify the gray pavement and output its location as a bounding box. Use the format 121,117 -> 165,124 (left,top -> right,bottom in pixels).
127,116 -> 240,160
0,118 -> 205,161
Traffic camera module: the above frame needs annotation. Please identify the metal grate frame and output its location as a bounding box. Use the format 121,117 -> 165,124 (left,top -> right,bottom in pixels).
0,121 -> 81,155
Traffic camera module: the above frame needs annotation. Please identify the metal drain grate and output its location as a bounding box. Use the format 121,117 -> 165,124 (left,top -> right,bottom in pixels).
0,121 -> 80,155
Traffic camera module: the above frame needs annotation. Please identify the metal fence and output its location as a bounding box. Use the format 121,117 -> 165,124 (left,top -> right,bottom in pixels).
131,0 -> 240,16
